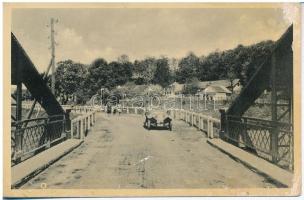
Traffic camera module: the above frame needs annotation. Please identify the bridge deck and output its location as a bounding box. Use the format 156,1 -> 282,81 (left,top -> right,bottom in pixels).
22,113 -> 277,189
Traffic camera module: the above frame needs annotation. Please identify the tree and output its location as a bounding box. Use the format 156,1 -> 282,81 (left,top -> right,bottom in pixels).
176,52 -> 199,83
55,60 -> 87,104
109,61 -> 133,86
117,54 -> 130,64
86,58 -> 111,96
133,57 -> 157,85
227,68 -> 237,94
182,77 -> 200,95
196,40 -> 274,86
152,57 -> 172,88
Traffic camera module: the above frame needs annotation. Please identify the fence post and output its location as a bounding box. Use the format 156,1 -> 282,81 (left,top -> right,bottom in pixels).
185,111 -> 187,122
219,109 -> 226,139
186,111 -> 188,123
78,120 -> 81,139
207,118 -> 210,137
191,113 -> 194,126
79,118 -> 85,139
46,118 -> 51,148
209,120 -> 214,139
84,117 -> 87,131
186,111 -> 189,123
75,119 -> 80,139
71,120 -> 74,139
65,109 -> 71,133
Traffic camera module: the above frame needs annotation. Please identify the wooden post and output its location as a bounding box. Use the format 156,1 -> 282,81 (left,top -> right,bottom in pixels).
79,119 -> 83,139
207,118 -> 210,137
71,120 -> 74,139
85,117 -> 87,131
191,113 -> 194,126
209,120 -> 214,139
65,108 -> 71,133
181,95 -> 183,110
187,111 -> 190,123
76,120 -> 79,139
219,109 -> 226,139
186,111 -> 188,122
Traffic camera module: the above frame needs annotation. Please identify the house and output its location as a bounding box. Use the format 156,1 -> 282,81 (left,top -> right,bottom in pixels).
165,82 -> 185,96
166,79 -> 241,97
197,79 -> 241,94
199,85 -> 232,101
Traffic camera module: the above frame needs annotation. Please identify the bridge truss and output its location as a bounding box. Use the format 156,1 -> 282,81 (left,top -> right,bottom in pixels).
220,25 -> 293,170
11,33 -> 69,165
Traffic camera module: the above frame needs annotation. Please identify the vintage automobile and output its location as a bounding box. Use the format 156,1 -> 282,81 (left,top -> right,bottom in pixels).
144,109 -> 172,131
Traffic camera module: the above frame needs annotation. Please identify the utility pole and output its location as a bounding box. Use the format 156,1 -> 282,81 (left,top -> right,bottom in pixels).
50,18 -> 58,95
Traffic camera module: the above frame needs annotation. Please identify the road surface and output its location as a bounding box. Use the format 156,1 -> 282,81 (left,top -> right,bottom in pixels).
22,113 -> 276,189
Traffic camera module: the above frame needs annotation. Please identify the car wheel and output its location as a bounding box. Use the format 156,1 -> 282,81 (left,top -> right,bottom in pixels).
147,120 -> 151,130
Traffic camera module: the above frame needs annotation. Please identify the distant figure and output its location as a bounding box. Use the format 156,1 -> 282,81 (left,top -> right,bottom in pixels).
107,104 -> 112,114
113,106 -> 117,114
117,104 -> 122,115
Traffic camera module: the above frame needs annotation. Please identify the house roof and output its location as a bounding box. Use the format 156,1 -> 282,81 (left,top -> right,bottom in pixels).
169,79 -> 240,93
203,85 -> 232,94
197,79 -> 240,89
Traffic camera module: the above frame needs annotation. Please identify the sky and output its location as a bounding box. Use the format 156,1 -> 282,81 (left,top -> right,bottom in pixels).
11,5 -> 296,73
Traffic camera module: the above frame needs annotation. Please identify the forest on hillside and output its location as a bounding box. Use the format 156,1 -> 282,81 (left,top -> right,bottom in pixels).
47,40 -> 274,104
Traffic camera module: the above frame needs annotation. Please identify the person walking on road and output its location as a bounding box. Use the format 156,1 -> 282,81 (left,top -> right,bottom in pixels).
117,103 -> 122,115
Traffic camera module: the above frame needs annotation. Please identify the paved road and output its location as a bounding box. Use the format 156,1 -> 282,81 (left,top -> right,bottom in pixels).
22,113 -> 276,189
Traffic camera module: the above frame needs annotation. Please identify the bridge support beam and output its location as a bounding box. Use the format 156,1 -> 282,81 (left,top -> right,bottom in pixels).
270,53 -> 279,163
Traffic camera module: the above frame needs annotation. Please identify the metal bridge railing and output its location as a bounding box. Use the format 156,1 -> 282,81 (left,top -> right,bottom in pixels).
222,115 -> 293,170
11,114 -> 66,165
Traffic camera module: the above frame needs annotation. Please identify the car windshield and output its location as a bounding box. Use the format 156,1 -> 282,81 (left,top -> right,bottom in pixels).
146,109 -> 170,118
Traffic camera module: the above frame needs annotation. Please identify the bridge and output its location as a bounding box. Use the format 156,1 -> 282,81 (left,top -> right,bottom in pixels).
10,25 -> 294,189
